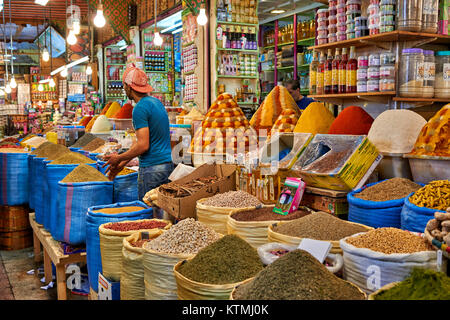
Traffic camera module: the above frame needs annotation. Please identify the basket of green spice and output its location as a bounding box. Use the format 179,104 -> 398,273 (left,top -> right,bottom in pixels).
229,249 -> 366,300
99,218 -> 172,282
368,268 -> 450,300
121,230 -> 164,300
227,205 -> 314,248
173,235 -> 264,300
268,211 -> 373,254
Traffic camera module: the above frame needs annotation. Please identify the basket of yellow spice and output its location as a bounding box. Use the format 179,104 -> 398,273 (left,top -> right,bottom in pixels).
268,211 -> 373,254
401,180 -> 450,233
99,218 -> 171,283
173,235 -> 264,300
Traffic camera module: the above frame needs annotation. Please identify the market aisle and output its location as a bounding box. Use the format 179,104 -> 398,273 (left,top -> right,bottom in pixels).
0,248 -> 57,300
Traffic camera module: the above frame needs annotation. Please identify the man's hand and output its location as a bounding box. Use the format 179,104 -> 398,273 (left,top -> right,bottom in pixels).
104,159 -> 128,181
103,153 -> 122,168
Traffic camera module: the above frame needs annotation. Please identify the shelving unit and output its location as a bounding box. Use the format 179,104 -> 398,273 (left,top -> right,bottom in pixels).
103,42 -> 127,102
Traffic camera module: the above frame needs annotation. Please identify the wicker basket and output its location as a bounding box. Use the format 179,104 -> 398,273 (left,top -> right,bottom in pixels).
367,282 -> 400,300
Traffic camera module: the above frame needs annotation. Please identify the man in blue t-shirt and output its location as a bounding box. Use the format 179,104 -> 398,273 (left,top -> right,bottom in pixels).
285,79 -> 315,110
103,64 -> 173,202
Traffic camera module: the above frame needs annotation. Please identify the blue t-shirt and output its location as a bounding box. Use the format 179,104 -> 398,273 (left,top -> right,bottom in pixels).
132,96 -> 172,167
296,96 -> 315,110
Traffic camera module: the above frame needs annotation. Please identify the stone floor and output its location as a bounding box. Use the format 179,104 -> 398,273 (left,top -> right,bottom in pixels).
0,247 -> 87,300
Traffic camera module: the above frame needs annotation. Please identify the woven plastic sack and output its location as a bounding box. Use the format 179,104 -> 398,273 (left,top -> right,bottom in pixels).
45,163 -> 97,237
142,243 -> 194,300
339,232 -> 438,295
401,195 -> 445,233
0,151 -> 29,206
196,198 -> 257,235
121,230 -> 164,300
113,171 -> 139,203
99,218 -> 171,282
86,201 -> 153,293
347,180 -> 424,229
89,152 -> 100,161
34,157 -> 51,225
173,259 -> 251,300
28,154 -> 36,209
97,160 -> 108,175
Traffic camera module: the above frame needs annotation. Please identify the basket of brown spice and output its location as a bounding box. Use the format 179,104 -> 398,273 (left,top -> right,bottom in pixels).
268,211 -> 373,254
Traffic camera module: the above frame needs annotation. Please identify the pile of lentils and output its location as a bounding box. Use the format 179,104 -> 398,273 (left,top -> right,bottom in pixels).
355,178 -> 422,202
345,227 -> 431,254
177,235 -> 264,285
202,191 -> 262,208
147,218 -> 221,255
70,133 -> 97,148
50,152 -> 96,165
104,220 -> 167,232
273,211 -> 369,241
231,206 -> 311,222
233,249 -> 365,300
93,206 -> 146,214
61,164 -> 109,183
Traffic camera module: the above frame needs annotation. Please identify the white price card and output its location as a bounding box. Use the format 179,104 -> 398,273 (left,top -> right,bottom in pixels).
298,238 -> 332,264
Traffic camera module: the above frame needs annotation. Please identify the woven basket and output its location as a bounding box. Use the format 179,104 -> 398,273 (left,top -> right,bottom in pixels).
367,282 -> 400,300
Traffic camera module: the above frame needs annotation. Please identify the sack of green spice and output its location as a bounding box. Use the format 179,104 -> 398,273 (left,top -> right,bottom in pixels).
121,230 -> 165,300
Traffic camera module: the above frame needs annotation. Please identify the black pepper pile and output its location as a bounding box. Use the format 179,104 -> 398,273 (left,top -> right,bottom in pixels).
234,249 -> 365,300
177,235 -> 264,285
354,178 -> 422,202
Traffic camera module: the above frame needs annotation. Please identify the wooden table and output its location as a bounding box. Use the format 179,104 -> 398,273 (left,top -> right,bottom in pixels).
29,212 -> 87,300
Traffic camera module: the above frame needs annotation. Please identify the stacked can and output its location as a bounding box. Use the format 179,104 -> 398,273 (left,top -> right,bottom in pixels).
367,53 -> 380,92
346,0 -> 362,40
379,52 -> 396,91
368,0 -> 380,35
336,0 -> 347,41
355,16 -> 368,37
379,0 -> 396,33
328,0 -> 338,43
317,9 -> 329,45
357,55 -> 369,92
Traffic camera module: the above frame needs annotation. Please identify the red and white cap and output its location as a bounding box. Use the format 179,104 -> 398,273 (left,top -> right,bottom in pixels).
122,63 -> 153,93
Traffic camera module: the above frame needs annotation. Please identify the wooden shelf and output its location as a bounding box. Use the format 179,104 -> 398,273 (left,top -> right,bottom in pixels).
106,63 -> 126,66
308,91 -> 396,99
277,66 -> 294,71
264,37 -> 315,50
393,97 -> 450,103
308,31 -> 450,50
217,75 -> 258,79
217,48 -> 259,54
216,21 -> 258,27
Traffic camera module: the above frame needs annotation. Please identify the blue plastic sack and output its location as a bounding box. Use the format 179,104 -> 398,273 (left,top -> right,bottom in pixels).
34,157 -> 51,225
54,180 -> 114,246
86,201 -> 153,293
88,153 -> 100,161
28,154 -> 36,210
0,151 -> 29,206
401,195 -> 445,233
347,180 -> 423,229
69,147 -> 80,152
97,160 -> 109,175
113,171 -> 139,203
45,163 -> 98,237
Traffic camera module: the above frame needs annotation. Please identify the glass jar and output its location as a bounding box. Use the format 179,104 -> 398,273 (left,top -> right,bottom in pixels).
423,50 -> 435,97
398,0 -> 423,32
380,65 -> 395,79
435,51 -> 450,99
422,0 -> 439,33
399,48 -> 425,97
380,78 -> 395,91
367,79 -> 380,92
368,66 -> 380,80
368,53 -> 380,67
357,68 -> 368,81
357,80 -> 367,92
380,52 -> 395,66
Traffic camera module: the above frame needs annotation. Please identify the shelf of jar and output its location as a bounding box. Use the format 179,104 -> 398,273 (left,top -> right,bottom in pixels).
264,37 -> 315,50
216,20 -> 259,27
217,48 -> 259,54
217,75 -> 258,79
393,97 -> 450,103
277,66 -> 294,71
308,31 -> 450,51
308,91 -> 396,99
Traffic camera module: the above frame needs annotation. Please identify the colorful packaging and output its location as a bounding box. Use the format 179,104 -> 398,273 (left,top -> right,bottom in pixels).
273,177 -> 306,215
438,0 -> 449,35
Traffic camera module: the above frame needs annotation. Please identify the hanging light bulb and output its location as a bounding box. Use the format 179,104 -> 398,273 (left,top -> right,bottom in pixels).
60,67 -> 68,77
72,19 -> 81,35
49,78 -> 56,88
67,30 -> 77,45
42,47 -> 50,62
86,64 -> 93,75
94,4 -> 106,28
38,83 -> 44,91
153,32 -> 163,46
0,88 -> 4,96
197,7 -> 208,26
5,84 -> 11,94
10,76 -> 17,89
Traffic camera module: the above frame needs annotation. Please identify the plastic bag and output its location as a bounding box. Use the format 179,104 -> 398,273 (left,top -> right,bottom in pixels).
401,195 -> 444,233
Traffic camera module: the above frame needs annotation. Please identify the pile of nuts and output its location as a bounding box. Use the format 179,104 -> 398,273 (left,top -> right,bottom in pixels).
104,220 -> 168,232
346,227 -> 431,254
147,218 -> 221,255
426,207 -> 450,246
202,190 -> 262,208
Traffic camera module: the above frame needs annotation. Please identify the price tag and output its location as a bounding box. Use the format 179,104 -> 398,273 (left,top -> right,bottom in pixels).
437,249 -> 443,272
297,238 -> 332,264
141,231 -> 150,240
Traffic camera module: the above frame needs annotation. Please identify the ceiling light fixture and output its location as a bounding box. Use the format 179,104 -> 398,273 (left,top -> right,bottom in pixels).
4,83 -> 11,93
9,76 -> 16,88
35,0 -> 49,6
38,83 -> 44,91
270,9 -> 286,14
42,46 -> 50,61
67,29 -> 77,45
94,2 -> 106,28
153,0 -> 163,46
72,18 -> 80,35
49,78 -> 55,87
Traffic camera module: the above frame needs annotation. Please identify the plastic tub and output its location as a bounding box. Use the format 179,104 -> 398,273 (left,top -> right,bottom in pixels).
337,22 -> 347,32
369,14 -> 380,26
357,81 -> 367,92
380,65 -> 395,79
355,16 -> 368,28
109,118 -> 134,131
368,53 -> 380,67
368,4 -> 380,16
337,13 -> 346,24
367,80 -> 379,92
328,33 -> 337,43
380,78 -> 395,91
355,26 -> 369,37
328,24 -> 337,34
380,52 -> 395,66
357,68 -> 368,81
358,56 -> 369,68
403,154 -> 450,184
346,31 -> 355,39
336,3 -> 346,14
317,17 -> 328,27
317,8 -> 329,19
317,35 -> 328,45
398,0 -> 423,32
346,20 -> 356,32
435,51 -> 450,99
336,31 -> 347,41
368,67 -> 380,80
328,15 -> 337,24
346,0 -> 361,12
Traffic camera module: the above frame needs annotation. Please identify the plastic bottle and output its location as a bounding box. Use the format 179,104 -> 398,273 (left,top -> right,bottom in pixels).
309,51 -> 319,95
346,46 -> 357,93
332,48 -> 341,94
316,52 -> 326,95
324,49 -> 334,94
338,47 -> 348,94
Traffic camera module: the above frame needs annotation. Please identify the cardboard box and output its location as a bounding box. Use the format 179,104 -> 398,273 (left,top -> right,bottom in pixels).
157,163 -> 237,220
300,186 -> 349,216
